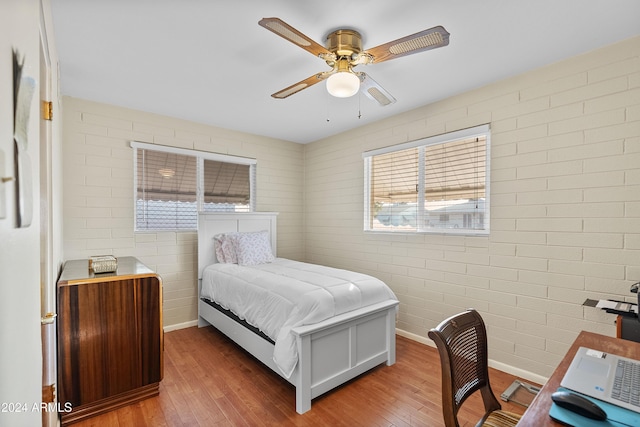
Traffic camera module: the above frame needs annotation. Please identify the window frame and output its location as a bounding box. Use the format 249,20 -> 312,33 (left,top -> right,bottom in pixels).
363,124 -> 490,235
131,141 -> 256,232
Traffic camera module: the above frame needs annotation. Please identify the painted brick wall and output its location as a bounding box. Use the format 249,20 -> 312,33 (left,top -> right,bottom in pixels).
62,97 -> 304,327
304,36 -> 640,380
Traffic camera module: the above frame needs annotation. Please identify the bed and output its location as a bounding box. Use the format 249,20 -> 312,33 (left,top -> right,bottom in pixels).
197,212 -> 399,414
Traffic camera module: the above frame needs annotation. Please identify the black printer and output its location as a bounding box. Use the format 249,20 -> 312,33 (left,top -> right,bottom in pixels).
619,283 -> 640,342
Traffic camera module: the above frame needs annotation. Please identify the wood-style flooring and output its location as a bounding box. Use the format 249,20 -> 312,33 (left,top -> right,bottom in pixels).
69,325 -> 532,426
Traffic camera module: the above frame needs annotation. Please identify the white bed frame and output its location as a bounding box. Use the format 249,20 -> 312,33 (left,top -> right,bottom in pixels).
197,212 -> 398,414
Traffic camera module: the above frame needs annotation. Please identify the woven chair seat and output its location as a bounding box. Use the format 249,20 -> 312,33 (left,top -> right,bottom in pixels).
482,409 -> 521,427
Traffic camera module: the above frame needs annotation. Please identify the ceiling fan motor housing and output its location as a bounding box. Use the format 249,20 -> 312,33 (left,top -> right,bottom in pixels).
326,29 -> 362,58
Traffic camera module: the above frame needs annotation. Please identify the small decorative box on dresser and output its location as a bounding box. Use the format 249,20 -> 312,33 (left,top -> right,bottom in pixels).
57,256 -> 163,425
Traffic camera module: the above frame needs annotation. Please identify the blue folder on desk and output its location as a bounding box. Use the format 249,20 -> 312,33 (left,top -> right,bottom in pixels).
549,387 -> 640,427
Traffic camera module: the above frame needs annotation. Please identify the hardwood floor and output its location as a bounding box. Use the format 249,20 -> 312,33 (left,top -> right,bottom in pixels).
68,326 -> 532,426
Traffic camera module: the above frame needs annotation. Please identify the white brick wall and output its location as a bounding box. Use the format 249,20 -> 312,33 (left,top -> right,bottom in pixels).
304,36 -> 640,379
62,98 -> 304,327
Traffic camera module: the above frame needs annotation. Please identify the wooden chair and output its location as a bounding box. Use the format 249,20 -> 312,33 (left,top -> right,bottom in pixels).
428,309 -> 521,427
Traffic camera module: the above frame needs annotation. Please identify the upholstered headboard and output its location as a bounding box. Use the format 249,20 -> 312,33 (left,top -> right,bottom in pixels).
197,212 -> 278,280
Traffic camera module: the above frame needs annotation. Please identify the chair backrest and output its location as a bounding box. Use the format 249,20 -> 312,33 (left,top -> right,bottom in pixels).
428,309 -> 501,427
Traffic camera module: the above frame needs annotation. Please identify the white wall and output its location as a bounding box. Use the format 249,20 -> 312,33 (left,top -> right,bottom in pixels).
304,36 -> 640,380
61,97 -> 305,327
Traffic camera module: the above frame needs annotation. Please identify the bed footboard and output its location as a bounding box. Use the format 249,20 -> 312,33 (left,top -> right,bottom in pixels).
199,297 -> 398,414
290,300 -> 398,414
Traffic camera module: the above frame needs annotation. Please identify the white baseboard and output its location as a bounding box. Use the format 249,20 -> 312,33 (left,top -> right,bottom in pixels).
489,360 -> 548,386
164,320 -> 198,333
396,328 -> 432,346
395,328 -> 548,386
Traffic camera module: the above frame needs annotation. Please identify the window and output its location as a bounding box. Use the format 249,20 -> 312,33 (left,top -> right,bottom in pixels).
132,141 -> 256,231
363,125 -> 490,235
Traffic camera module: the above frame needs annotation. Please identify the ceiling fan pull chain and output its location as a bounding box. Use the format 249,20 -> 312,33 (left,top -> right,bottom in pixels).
358,92 -> 362,119
326,91 -> 331,122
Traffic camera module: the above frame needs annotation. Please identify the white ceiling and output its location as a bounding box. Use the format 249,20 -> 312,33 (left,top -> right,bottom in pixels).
51,0 -> 640,144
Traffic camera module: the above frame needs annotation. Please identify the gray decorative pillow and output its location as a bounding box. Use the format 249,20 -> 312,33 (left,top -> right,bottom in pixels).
234,230 -> 274,265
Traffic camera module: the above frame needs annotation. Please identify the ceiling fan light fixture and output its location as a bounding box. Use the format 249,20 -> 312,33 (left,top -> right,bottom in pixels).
326,71 -> 360,98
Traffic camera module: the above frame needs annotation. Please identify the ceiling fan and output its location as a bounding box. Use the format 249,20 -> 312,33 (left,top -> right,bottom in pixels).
258,17 -> 450,106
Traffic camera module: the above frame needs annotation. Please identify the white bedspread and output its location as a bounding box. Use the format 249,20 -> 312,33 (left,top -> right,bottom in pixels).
201,258 -> 397,378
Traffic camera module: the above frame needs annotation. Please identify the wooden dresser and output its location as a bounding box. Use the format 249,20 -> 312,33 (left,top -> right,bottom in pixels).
57,257 -> 163,425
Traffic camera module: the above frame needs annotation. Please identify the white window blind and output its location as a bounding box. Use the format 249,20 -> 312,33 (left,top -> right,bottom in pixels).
132,142 -> 256,231
363,125 -> 490,234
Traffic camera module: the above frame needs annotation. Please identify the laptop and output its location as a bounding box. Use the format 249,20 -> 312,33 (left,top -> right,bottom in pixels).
561,346 -> 640,413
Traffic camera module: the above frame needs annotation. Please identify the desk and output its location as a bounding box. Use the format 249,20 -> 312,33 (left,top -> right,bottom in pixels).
518,331 -> 640,426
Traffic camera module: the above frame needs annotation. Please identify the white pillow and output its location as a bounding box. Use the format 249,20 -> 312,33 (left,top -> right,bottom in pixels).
233,230 -> 274,266
214,233 -> 238,263
214,234 -> 226,262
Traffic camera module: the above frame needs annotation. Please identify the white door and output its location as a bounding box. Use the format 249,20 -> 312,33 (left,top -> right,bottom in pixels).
0,1 -> 44,426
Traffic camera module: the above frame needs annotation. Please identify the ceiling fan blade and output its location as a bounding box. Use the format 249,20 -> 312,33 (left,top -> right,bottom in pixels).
358,73 -> 396,106
271,72 -> 332,99
259,17 -> 334,59
365,26 -> 450,64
